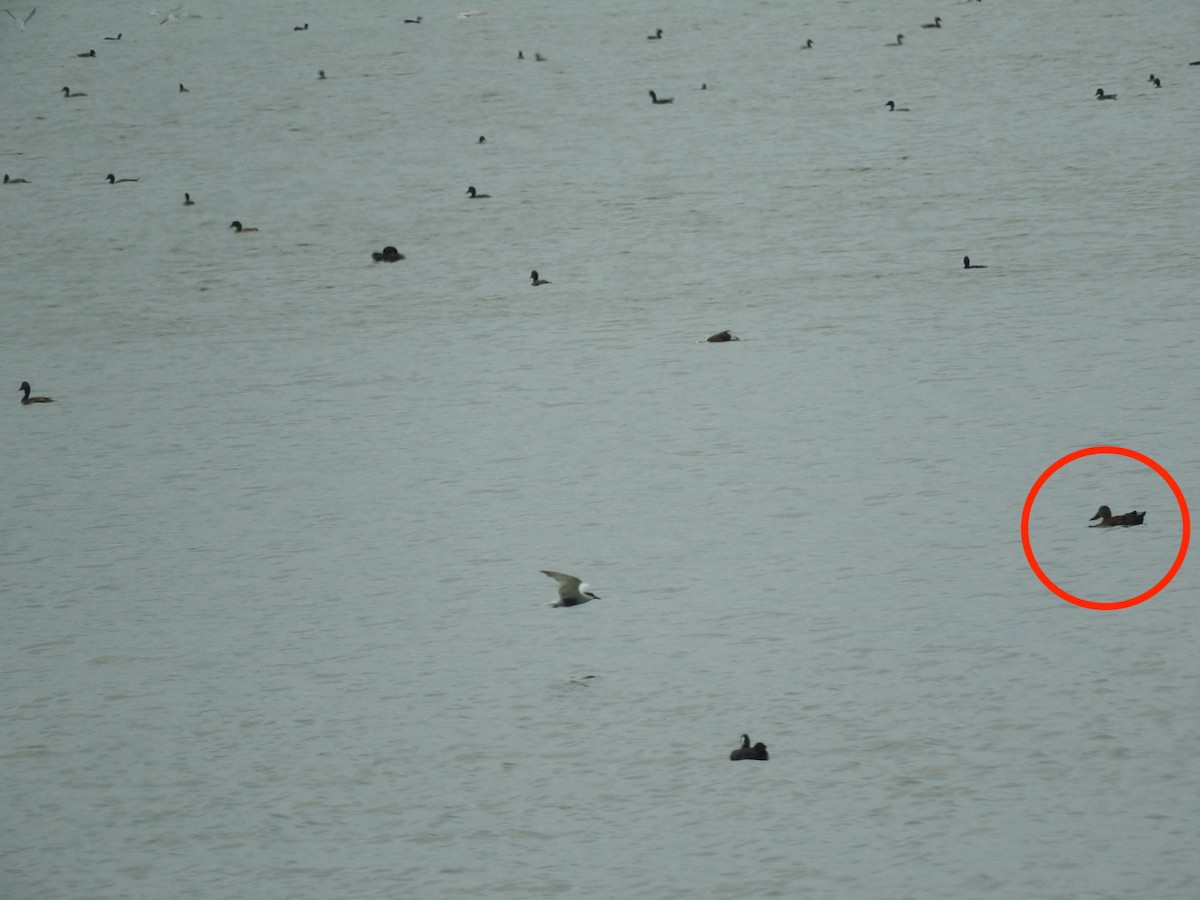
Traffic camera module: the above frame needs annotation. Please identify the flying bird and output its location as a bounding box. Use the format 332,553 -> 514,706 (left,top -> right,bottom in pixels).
541,570 -> 599,607
4,8 -> 36,30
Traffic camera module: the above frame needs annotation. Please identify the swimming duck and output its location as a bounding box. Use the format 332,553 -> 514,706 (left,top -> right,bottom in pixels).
730,735 -> 769,761
1089,506 -> 1146,527
293,23 -> 308,31
518,51 -> 524,59
4,174 -> 31,184
179,83 -> 189,92
106,173 -> 139,183
318,70 -> 326,79
1096,88 -> 1117,100
922,17 -> 942,28
530,270 -> 551,286
405,16 -> 422,24
61,86 -> 87,97
885,100 -> 910,111
648,90 -> 674,104
478,135 -> 486,143
105,33 -> 121,40
19,381 -> 53,405
1151,77 -> 1161,88
963,256 -> 987,268
541,570 -> 599,607
229,220 -> 258,232
183,192 -> 195,205
706,330 -> 739,343
466,185 -> 490,198
372,245 -> 405,262
648,28 -> 663,40
801,39 -> 814,49
887,34 -> 904,46
76,49 -> 96,57
534,52 -> 546,62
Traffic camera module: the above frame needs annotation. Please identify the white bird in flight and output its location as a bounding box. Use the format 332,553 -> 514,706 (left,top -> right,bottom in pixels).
4,7 -> 35,29
541,570 -> 600,607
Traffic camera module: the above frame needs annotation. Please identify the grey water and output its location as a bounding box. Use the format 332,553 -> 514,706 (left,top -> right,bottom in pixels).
3,1 -> 1199,897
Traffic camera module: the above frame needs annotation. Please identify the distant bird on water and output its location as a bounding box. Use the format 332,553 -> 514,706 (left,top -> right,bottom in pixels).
183,192 -> 195,205
293,23 -> 307,31
706,330 -> 739,343
1089,506 -> 1146,528
4,174 -> 31,184
1096,88 -> 1117,100
19,381 -> 53,405
541,570 -> 599,607
179,83 -> 189,92
405,16 -> 422,24
963,256 -> 987,269
76,49 -> 96,57
372,245 -> 405,262
62,86 -> 87,97
648,90 -> 673,104
885,100 -> 909,111
229,220 -> 258,232
648,28 -> 663,40
887,34 -> 904,46
106,173 -> 138,183
466,185 -> 490,198
922,17 -> 942,28
530,270 -> 550,285
105,33 -> 121,40
730,735 -> 769,761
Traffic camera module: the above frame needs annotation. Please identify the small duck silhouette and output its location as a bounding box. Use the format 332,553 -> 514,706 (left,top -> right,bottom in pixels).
706,330 -> 739,343
106,173 -> 139,183
730,735 -> 769,761
922,17 -> 942,28
963,256 -> 987,269
19,381 -> 53,405
229,220 -> 258,232
294,23 -> 308,31
1089,506 -> 1146,528
648,90 -> 673,104
62,87 -> 87,97
4,174 -> 31,184
1096,88 -> 1117,100
530,270 -> 551,286
76,49 -> 96,57
372,245 -> 405,262
885,100 -> 910,111
648,28 -> 663,40
466,185 -> 490,198
183,192 -> 195,205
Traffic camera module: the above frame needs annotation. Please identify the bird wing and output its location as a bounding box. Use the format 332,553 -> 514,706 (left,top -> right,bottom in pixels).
541,570 -> 583,597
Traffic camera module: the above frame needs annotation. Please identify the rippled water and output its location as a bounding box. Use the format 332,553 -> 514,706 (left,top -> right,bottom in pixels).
4,1 -> 1199,898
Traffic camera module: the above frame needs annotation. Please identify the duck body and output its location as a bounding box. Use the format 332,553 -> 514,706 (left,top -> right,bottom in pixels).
372,245 -> 405,262
706,330 -> 739,343
963,256 -> 987,269
229,220 -> 258,232
922,17 -> 942,28
179,83 -> 189,92
885,100 -> 910,111
730,735 -> 769,761
648,90 -> 673,104
1089,506 -> 1146,527
530,270 -> 550,285
648,28 -> 663,40
183,192 -> 195,205
5,174 -> 31,184
77,49 -> 96,57
62,87 -> 87,97
106,173 -> 139,183
542,570 -> 599,607
888,34 -> 904,45
466,185 -> 490,198
1096,88 -> 1117,100
294,23 -> 308,31
19,381 -> 53,404
405,16 -> 422,24
801,39 -> 813,49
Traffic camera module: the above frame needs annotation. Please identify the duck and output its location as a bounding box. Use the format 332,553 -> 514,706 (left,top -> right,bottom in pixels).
179,83 -> 189,92
530,270 -> 550,286
963,256 -> 987,269
478,135 -> 486,143
466,185 -> 490,198
183,192 -> 195,205
62,86 -> 87,97
1089,506 -> 1146,528
730,735 -> 769,761
648,90 -> 674,104
1148,73 -> 1157,82
293,23 -> 308,31
885,100 -> 910,111
106,173 -> 139,183
887,34 -> 904,46
1151,77 -> 1162,88
534,52 -> 546,62
541,570 -> 599,607
318,70 -> 326,79
229,220 -> 258,232
105,33 -> 121,40
372,245 -> 405,262
706,330 -> 739,343
922,16 -> 942,28
801,39 -> 814,49
517,50 -> 524,59
405,16 -> 422,24
1096,88 -> 1117,100
76,49 -> 96,57
19,381 -> 53,405
648,28 -> 663,40
4,174 -> 31,184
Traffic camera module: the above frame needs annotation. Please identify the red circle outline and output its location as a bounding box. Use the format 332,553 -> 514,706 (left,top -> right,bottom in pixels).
1021,446 -> 1190,609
